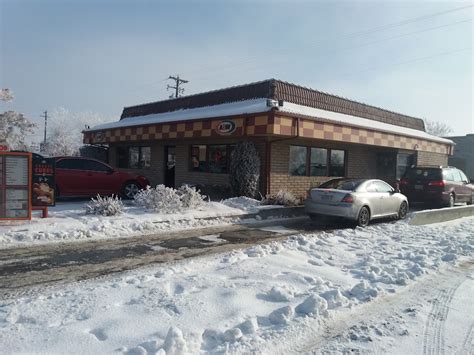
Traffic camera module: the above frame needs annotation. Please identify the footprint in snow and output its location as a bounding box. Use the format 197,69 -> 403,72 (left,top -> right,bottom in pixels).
89,328 -> 108,341
174,284 -> 185,294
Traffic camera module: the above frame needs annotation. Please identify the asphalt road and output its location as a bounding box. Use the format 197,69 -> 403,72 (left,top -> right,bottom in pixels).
0,216 -> 395,298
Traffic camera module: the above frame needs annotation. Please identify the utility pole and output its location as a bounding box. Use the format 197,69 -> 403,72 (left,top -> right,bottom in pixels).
40,110 -> 48,148
167,75 -> 188,98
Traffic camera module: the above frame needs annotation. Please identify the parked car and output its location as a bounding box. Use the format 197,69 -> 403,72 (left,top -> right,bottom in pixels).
55,157 -> 149,199
399,166 -> 474,207
305,178 -> 409,227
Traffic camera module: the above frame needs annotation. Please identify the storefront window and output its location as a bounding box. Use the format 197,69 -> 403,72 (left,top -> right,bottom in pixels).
190,144 -> 234,174
289,146 -> 307,176
329,150 -> 345,176
310,148 -> 327,176
191,145 -> 207,172
209,145 -> 227,173
117,146 -> 151,169
289,146 -> 346,177
128,147 -> 140,169
396,153 -> 413,180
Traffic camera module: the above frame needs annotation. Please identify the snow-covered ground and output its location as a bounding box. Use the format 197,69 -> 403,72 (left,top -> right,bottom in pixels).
0,197 -> 273,249
1,217 -> 472,354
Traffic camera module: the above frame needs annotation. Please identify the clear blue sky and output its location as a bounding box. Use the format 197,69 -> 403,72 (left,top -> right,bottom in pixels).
1,0 -> 472,136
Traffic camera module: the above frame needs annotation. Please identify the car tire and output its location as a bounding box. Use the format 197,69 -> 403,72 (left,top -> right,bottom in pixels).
398,201 -> 408,220
122,181 -> 141,199
357,206 -> 370,227
467,194 -> 473,205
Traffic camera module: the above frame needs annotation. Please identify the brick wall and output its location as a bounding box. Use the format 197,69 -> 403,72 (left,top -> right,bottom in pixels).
416,151 -> 448,167
270,139 -> 382,198
175,138 -> 267,196
109,143 -> 164,186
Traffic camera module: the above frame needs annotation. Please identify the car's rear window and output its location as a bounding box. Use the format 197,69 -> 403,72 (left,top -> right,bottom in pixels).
319,179 -> 364,191
405,168 -> 442,180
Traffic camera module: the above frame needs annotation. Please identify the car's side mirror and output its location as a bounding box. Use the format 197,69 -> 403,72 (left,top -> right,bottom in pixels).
107,168 -> 115,174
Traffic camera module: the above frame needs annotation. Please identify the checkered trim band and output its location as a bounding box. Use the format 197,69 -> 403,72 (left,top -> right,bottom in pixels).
84,115 -> 451,154
281,117 -> 450,154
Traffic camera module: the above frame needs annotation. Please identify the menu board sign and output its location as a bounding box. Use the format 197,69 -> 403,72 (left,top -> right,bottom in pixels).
0,152 -> 32,220
32,156 -> 56,206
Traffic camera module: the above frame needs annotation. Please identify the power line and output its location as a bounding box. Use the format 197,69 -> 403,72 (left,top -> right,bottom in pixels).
341,46 -> 473,77
185,17 -> 473,84
174,4 -> 473,79
129,4 -> 472,95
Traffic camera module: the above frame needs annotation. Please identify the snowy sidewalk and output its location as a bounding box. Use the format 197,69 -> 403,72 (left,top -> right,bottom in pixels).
0,198 -> 292,249
0,217 -> 472,354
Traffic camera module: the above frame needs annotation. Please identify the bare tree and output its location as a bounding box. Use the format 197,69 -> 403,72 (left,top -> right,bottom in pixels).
424,119 -> 453,137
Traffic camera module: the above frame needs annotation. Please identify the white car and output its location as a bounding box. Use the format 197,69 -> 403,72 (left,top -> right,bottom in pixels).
305,178 -> 409,227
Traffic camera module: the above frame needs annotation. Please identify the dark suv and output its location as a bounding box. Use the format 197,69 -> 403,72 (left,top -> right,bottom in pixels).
399,166 -> 474,207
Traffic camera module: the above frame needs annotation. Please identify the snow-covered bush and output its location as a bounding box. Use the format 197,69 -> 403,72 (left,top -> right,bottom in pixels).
262,189 -> 301,206
86,195 -> 124,216
229,141 -> 260,198
134,185 -> 182,212
178,185 -> 206,208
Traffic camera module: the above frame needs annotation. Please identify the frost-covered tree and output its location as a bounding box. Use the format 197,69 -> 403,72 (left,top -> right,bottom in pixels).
229,141 -> 261,198
424,119 -> 453,137
42,107 -> 111,156
1,88 -> 14,102
0,89 -> 36,150
43,125 -> 80,156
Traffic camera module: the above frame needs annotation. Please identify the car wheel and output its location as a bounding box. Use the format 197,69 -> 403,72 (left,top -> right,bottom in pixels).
398,201 -> 408,220
357,206 -> 370,227
467,195 -> 473,205
122,181 -> 141,199
447,193 -> 455,208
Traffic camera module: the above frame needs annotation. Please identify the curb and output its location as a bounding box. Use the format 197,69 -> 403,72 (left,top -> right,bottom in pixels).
408,205 -> 474,226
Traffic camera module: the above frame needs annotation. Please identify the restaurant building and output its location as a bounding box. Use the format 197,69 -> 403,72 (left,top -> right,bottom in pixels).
83,79 -> 454,198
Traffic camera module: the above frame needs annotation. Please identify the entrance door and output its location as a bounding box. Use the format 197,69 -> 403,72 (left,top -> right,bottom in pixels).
164,146 -> 176,188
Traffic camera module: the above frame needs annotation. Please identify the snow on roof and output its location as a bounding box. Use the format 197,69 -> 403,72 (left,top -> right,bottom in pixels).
280,102 -> 454,145
86,98 -> 453,145
87,99 -> 271,131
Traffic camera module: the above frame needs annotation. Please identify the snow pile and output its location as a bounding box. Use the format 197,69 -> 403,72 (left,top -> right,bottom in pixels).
220,196 -> 261,212
0,199 -> 257,249
262,189 -> 301,206
0,217 -> 472,354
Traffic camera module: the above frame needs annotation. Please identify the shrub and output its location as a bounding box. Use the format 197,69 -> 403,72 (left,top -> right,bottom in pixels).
178,185 -> 206,208
86,195 -> 124,216
262,189 -> 301,206
229,141 -> 260,198
134,185 -> 182,213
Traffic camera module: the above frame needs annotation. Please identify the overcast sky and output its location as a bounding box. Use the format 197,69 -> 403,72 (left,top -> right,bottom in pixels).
1,0 -> 472,138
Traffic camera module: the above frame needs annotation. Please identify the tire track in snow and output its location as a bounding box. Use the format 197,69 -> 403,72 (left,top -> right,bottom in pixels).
460,323 -> 474,354
422,280 -> 462,355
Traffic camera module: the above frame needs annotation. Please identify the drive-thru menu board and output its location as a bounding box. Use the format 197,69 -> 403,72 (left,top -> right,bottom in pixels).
0,152 -> 32,220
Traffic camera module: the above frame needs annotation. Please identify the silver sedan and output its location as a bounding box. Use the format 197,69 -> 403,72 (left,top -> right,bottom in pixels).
305,178 -> 409,227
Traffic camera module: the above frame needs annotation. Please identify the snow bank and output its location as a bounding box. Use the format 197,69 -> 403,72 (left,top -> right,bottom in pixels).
0,199 -> 274,249
0,217 -> 472,354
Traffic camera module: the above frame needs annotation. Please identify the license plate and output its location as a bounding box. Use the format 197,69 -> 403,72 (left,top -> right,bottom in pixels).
321,195 -> 332,201
415,185 -> 424,190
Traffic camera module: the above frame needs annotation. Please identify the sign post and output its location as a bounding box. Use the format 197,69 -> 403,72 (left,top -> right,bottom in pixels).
0,151 -> 32,220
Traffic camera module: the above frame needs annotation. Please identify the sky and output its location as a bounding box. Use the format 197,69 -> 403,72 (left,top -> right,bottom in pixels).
0,0 -> 473,139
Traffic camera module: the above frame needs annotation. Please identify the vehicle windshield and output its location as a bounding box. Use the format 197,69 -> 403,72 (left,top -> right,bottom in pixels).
319,179 -> 364,191
405,168 -> 442,180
